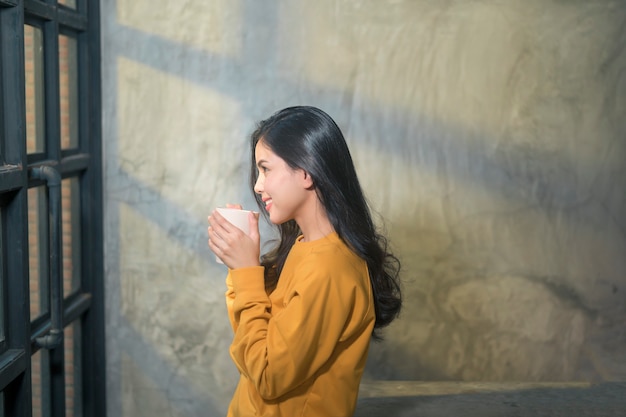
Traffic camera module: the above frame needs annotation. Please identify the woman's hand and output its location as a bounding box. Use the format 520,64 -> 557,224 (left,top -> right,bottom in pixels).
208,204 -> 260,269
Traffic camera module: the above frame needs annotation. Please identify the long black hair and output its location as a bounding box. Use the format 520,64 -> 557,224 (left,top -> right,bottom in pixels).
249,106 -> 402,339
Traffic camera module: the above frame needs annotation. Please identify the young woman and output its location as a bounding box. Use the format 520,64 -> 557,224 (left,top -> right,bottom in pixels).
208,106 -> 402,417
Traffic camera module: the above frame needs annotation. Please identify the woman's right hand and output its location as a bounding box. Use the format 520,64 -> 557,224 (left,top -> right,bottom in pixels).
207,204 -> 261,269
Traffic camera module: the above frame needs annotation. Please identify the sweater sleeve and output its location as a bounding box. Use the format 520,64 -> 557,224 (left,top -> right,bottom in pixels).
229,257 -> 360,400
225,266 -> 265,333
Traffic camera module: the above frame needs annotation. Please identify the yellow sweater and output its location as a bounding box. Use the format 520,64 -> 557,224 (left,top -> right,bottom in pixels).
225,232 -> 375,417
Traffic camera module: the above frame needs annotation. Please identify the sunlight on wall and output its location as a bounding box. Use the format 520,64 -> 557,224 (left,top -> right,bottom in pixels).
121,352 -> 172,415
118,201 -> 214,320
116,56 -> 246,221
116,0 -> 242,57
117,202 -> 235,413
279,2 -> 536,136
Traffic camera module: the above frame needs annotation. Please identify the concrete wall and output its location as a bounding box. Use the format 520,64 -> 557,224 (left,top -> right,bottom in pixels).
101,0 -> 626,415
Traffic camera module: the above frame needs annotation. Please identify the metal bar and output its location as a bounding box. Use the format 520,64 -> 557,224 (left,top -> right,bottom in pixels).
63,292 -> 92,323
1,2 -> 32,415
0,0 -> 18,8
59,153 -> 90,176
29,293 -> 92,355
30,166 -> 63,350
1,0 -> 26,164
43,16 -> 62,163
0,164 -> 23,193
58,7 -> 86,31
24,0 -> 55,21
0,350 -> 27,392
81,0 -> 107,414
30,165 -> 67,417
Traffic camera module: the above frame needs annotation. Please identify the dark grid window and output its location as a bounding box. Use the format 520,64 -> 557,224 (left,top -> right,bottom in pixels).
0,1 -> 104,416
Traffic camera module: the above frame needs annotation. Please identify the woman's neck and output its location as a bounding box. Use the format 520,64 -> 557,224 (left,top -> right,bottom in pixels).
295,198 -> 334,242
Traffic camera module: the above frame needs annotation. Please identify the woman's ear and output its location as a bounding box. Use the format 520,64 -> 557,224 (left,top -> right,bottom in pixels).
301,170 -> 314,190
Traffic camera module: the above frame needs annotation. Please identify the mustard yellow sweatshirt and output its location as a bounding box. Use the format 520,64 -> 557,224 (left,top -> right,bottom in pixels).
224,232 -> 375,417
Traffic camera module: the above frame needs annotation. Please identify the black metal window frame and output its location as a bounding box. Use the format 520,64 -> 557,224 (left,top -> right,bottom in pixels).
0,0 -> 105,416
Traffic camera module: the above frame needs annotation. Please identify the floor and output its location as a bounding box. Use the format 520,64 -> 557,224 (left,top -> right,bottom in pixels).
354,380 -> 626,417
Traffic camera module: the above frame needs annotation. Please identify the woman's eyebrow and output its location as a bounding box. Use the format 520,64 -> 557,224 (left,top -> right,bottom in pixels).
256,159 -> 268,168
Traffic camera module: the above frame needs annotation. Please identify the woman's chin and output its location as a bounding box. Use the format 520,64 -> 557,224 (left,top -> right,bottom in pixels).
269,213 -> 288,225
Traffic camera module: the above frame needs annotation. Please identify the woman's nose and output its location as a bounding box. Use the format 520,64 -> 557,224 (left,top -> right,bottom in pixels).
254,175 -> 263,194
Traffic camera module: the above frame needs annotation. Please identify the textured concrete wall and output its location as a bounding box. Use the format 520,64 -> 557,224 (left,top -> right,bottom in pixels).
102,0 -> 626,415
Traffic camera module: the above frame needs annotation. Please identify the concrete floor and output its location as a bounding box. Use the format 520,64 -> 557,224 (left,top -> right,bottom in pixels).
354,381 -> 626,417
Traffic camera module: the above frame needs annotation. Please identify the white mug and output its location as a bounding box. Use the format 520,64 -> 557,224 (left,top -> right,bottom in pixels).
214,208 -> 254,264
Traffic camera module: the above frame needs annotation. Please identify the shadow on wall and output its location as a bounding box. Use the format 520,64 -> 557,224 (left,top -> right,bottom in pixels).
359,98 -> 625,381
113,315 -> 224,417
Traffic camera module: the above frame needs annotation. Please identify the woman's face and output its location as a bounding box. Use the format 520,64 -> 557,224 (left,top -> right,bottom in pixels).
253,140 -> 311,225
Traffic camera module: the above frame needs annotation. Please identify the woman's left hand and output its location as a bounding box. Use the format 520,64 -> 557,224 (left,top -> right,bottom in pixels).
208,207 -> 260,269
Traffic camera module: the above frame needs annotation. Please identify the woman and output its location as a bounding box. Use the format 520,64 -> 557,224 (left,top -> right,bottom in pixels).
208,106 -> 402,417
